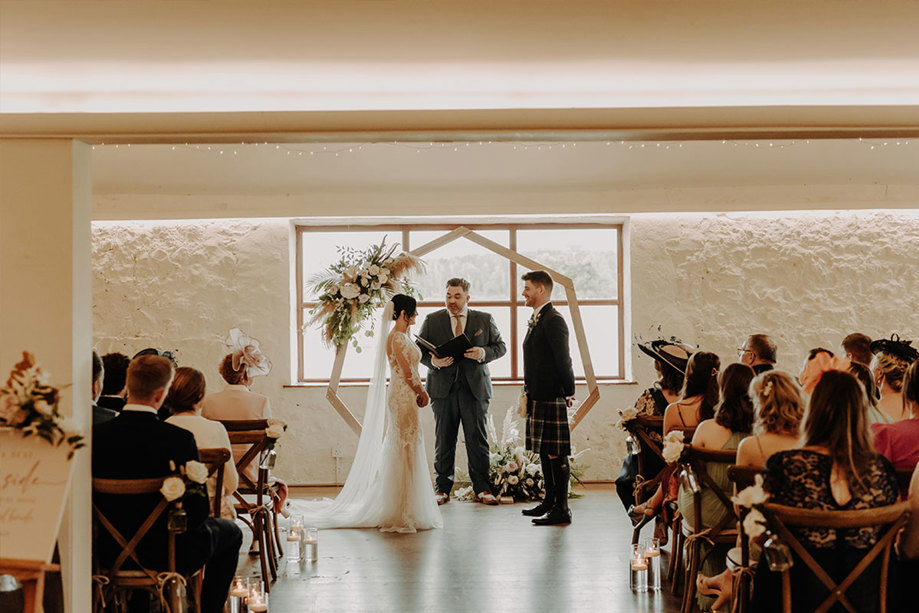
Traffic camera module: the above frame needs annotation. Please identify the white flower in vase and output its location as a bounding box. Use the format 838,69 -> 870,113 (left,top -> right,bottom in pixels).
743,508 -> 768,538
732,475 -> 769,508
185,460 -> 209,484
160,476 -> 186,501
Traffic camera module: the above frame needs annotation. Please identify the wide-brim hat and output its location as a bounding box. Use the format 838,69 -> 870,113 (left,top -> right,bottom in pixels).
870,334 -> 919,362
637,339 -> 694,374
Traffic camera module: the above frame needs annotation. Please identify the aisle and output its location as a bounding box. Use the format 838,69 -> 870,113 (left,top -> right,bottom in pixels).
238,484 -> 683,613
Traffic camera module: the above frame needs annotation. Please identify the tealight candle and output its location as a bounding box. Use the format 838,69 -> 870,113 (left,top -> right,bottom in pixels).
229,577 -> 247,598
629,543 -> 648,592
641,537 -> 662,590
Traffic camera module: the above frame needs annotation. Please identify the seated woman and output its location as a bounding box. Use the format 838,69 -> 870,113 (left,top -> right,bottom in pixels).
698,369 -> 806,610
869,335 -> 918,422
629,351 -> 721,539
164,367 -> 238,519
201,335 -> 288,519
616,339 -> 691,511
872,358 -> 919,471
678,362 -> 755,611
751,369 -> 900,613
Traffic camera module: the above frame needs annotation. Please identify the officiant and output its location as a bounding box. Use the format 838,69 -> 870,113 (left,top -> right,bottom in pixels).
418,278 -> 506,505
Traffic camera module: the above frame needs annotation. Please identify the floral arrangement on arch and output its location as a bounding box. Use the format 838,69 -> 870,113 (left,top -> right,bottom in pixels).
455,406 -> 586,502
0,351 -> 84,459
307,239 -> 424,349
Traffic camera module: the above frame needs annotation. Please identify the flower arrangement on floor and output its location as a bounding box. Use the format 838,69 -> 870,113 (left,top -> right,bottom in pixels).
307,238 -> 423,349
455,406 -> 587,502
0,351 -> 84,458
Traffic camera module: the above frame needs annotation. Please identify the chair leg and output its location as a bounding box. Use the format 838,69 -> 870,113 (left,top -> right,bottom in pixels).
254,515 -> 271,593
681,540 -> 701,613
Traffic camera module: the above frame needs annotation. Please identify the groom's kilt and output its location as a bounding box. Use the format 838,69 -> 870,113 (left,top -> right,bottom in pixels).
526,398 -> 571,457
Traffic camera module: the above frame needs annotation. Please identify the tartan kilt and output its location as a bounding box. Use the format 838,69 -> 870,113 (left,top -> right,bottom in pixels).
526,398 -> 571,457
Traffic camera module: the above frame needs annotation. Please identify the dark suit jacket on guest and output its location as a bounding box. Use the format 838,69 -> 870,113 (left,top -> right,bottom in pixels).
522,303 -> 575,401
418,308 -> 506,400
92,402 -> 117,426
97,395 -> 126,413
92,410 -> 210,571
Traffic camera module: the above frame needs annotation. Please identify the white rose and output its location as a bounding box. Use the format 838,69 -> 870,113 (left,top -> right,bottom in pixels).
664,430 -> 685,445
358,294 -> 370,303
381,267 -> 391,277
378,273 -> 389,285
345,266 -> 358,279
368,264 -> 380,275
266,424 -> 285,439
185,460 -> 208,484
371,281 -> 381,291
160,476 -> 186,501
743,508 -> 768,538
489,452 -> 500,463
525,463 -> 539,476
267,418 -> 286,428
359,276 -> 368,287
508,475 -> 519,485
662,438 -> 685,464
506,460 -> 519,473
32,399 -> 52,416
339,283 -> 360,300
526,478 -> 535,487
731,475 -> 769,508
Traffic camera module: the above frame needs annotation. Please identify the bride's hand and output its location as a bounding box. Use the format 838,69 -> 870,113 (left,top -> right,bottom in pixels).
416,391 -> 429,407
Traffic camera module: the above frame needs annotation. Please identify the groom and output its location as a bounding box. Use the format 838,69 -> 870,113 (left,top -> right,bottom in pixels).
418,278 -> 506,505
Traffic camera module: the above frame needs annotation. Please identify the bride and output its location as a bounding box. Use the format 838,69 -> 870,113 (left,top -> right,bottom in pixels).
290,294 -> 443,533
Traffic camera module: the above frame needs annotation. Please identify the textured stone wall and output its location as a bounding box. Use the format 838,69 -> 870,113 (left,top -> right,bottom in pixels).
92,210 -> 919,484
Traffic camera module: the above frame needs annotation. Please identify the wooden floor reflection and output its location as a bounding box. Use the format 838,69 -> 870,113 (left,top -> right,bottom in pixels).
238,484 -> 683,613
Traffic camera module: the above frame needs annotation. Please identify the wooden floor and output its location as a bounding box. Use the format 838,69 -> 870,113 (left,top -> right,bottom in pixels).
238,484 -> 683,613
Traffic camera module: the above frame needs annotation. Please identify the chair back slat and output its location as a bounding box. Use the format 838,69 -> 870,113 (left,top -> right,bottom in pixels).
727,465 -> 764,490
764,501 -> 909,529
93,477 -> 165,495
684,445 -> 739,537
199,447 -> 231,517
220,419 -> 270,431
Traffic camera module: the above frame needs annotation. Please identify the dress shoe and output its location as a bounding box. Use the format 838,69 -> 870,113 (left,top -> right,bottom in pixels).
532,507 -> 572,526
521,500 -> 552,517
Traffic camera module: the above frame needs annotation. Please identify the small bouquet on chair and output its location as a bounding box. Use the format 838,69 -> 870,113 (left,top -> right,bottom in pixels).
516,389 -> 528,418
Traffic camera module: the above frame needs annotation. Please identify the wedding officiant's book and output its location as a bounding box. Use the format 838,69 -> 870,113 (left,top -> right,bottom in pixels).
415,334 -> 472,359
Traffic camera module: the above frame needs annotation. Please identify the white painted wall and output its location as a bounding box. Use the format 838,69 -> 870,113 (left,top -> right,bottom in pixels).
92,208 -> 919,484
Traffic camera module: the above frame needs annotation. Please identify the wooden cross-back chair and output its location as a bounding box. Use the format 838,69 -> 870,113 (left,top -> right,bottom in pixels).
91,477 -> 198,613
220,419 -> 279,587
762,501 -> 910,613
671,446 -> 739,613
197,447 -> 232,518
623,415 -> 696,544
725,465 -> 766,613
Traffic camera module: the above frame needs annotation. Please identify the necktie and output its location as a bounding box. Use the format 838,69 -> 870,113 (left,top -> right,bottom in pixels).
454,314 -> 463,337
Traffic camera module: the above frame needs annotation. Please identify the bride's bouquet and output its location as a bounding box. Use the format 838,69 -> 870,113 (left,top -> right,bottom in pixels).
307,238 -> 423,349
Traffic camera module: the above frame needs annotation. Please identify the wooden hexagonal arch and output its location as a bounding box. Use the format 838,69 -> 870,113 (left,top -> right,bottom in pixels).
326,226 -> 601,435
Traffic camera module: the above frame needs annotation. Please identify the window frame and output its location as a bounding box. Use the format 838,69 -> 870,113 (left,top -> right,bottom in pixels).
295,220 -> 626,384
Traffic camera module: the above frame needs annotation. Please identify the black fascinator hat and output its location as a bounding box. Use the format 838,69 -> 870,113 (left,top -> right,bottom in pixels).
637,338 -> 695,375
869,334 -> 919,362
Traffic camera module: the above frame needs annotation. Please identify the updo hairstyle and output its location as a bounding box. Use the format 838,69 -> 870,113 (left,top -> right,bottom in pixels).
391,294 -> 417,321
219,352 -> 248,385
749,371 -> 804,436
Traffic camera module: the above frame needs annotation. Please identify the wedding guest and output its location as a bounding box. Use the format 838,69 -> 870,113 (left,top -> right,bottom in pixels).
93,355 -> 242,613
201,344 -> 288,514
872,359 -> 919,470
629,351 -> 721,534
417,278 -> 506,506
751,369 -> 899,613
615,338 -> 692,511
739,334 -> 777,375
98,352 -> 129,413
848,361 -> 890,424
798,347 -> 840,396
92,351 -> 116,425
165,367 -> 238,519
678,363 -> 754,611
520,270 -> 576,526
736,370 -> 805,469
841,332 -> 874,366
869,335 -> 918,422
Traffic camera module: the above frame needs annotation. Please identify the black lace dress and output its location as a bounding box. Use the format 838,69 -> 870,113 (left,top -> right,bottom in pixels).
751,449 -> 900,613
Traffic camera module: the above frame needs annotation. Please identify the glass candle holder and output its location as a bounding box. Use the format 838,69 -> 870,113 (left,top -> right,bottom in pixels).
641,537 -> 661,590
244,580 -> 268,612
302,527 -> 319,562
286,516 -> 303,562
228,576 -> 248,613
629,543 -> 648,593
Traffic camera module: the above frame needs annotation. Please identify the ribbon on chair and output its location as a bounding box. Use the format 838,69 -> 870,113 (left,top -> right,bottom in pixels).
156,572 -> 188,613
91,574 -> 110,611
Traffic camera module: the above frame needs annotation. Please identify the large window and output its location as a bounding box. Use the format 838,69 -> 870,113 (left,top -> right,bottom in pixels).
295,222 -> 625,383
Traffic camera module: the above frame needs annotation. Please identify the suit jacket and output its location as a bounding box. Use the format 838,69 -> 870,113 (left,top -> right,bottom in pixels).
522,303 -> 575,401
92,410 -> 210,570
201,386 -> 272,482
92,401 -> 117,426
418,308 -> 506,401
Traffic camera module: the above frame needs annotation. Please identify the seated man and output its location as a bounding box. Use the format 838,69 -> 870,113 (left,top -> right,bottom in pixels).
92,350 -> 117,425
739,334 -> 777,374
93,355 -> 242,613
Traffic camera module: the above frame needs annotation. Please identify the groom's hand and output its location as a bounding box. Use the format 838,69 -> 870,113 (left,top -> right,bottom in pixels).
464,347 -> 485,362
432,356 -> 453,368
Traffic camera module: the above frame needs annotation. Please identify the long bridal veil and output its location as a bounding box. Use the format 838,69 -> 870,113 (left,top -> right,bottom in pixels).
287,302 -> 395,528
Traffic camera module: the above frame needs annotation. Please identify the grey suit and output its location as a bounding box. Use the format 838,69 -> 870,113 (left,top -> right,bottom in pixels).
418,308 -> 506,494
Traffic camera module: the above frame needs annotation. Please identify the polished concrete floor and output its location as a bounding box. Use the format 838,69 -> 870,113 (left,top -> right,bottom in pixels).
238,484 -> 683,613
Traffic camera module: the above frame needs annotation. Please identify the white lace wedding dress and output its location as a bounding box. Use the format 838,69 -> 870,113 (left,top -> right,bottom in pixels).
288,305 -> 442,533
